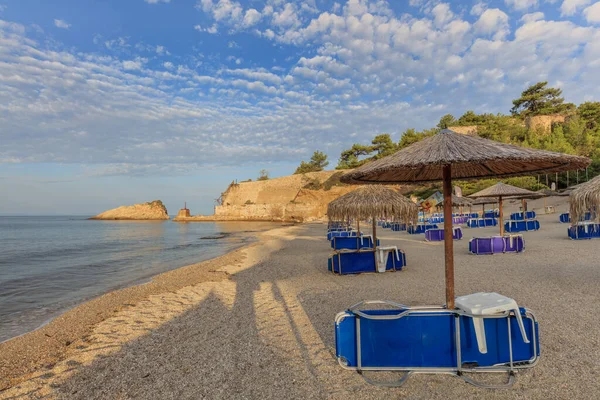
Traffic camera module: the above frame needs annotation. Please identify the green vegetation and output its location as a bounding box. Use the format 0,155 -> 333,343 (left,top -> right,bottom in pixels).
322,171 -> 346,190
510,81 -> 574,118
302,177 -> 322,190
334,81 -> 599,192
294,151 -> 329,174
257,169 -> 269,181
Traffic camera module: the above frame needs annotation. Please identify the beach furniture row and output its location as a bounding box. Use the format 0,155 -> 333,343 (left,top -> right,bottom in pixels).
467,218 -> 497,228
330,235 -> 379,250
510,211 -> 536,220
504,220 -> 540,233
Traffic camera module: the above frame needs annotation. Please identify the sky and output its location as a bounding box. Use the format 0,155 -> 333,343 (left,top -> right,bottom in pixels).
2,0 -> 600,215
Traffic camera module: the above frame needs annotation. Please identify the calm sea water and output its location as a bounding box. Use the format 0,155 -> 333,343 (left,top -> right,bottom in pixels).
0,216 -> 281,343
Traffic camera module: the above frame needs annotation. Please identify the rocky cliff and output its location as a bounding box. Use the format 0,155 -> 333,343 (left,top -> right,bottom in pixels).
175,171 -> 360,223
91,200 -> 170,220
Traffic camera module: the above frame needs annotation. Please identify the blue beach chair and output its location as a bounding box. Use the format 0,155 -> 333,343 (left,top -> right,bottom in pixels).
424,227 -> 463,241
335,298 -> 540,388
330,236 -> 379,250
568,223 -> 600,239
327,249 -> 406,275
510,211 -> 536,221
407,224 -> 438,234
504,220 -> 540,233
468,235 -> 524,255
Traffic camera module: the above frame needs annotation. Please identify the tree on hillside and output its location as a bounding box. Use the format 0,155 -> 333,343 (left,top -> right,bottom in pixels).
371,134 -> 398,159
294,150 -> 329,174
397,128 -> 437,150
336,144 -> 373,169
257,169 -> 269,181
577,102 -> 600,130
437,114 -> 456,129
510,81 -> 574,117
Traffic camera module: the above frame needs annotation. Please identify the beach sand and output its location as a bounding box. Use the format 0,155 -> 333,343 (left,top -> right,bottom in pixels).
1,197 -> 599,399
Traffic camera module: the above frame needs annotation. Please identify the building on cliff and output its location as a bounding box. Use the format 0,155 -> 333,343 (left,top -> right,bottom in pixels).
174,171 -> 363,222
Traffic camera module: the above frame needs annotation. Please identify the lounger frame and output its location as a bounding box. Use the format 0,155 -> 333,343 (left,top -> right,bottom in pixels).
335,300 -> 539,388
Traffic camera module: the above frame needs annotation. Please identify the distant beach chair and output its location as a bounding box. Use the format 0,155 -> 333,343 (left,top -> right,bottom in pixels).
510,211 -> 536,221
328,247 -> 406,275
407,224 -> 438,234
424,227 -> 462,241
504,220 -> 540,233
330,235 -> 379,250
327,230 -> 361,241
335,293 -> 539,388
390,223 -> 407,231
468,235 -> 524,255
467,218 -> 497,228
568,222 -> 600,240
559,213 -> 570,223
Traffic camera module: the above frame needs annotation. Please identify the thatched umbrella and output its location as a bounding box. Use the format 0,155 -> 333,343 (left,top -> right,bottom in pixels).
341,129 -> 590,308
569,174 -> 600,223
469,182 -> 542,236
327,186 -> 418,250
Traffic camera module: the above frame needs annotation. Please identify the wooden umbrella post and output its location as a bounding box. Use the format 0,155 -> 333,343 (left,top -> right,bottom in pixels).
357,220 -> 360,236
522,198 -> 527,221
499,196 -> 504,236
442,165 -> 455,309
372,218 -> 377,252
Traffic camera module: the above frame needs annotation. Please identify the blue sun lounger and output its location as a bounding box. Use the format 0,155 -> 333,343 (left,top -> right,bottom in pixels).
504,220 -> 540,233
424,227 -> 463,241
331,236 -> 379,250
510,211 -> 536,220
407,224 -> 438,234
468,235 -> 524,255
328,248 -> 406,275
335,298 -> 539,388
327,230 -> 361,241
390,223 -> 407,231
568,222 -> 600,239
467,218 -> 498,228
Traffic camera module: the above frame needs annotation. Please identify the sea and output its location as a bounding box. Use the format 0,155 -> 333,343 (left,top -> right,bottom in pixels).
0,216 -> 281,343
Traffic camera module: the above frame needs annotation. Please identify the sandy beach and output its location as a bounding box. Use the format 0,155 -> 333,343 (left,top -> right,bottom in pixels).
1,196 -> 599,399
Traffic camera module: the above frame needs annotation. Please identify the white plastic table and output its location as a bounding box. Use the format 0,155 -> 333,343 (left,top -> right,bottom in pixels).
375,246 -> 399,273
455,292 -> 530,354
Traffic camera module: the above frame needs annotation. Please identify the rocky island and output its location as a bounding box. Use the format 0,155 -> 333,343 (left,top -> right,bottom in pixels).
90,200 -> 170,220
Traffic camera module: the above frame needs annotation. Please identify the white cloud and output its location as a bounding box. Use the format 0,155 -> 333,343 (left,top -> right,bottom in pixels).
194,24 -> 218,33
560,0 -> 592,16
53,19 -> 71,29
471,2 -> 487,16
123,60 -> 143,70
144,0 -> 171,3
243,8 -> 261,27
474,8 -> 510,40
521,11 -> 545,23
431,3 -> 454,27
505,0 -> 537,11
584,2 -> 600,22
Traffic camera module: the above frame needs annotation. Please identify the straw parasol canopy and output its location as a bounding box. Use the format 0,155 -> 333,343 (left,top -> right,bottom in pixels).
328,186 -> 418,223
569,174 -> 600,223
469,182 -> 539,199
341,129 -> 591,308
328,186 -> 418,251
451,195 -> 473,207
342,130 -> 590,184
470,196 -> 498,205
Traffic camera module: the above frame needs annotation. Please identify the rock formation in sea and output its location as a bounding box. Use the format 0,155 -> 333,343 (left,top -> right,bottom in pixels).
90,200 -> 170,220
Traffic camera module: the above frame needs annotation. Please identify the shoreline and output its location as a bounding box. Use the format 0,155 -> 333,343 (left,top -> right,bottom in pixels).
0,223 -> 300,392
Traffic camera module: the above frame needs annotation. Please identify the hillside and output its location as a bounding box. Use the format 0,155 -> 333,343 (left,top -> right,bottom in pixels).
175,171 -> 396,222
90,200 -> 170,220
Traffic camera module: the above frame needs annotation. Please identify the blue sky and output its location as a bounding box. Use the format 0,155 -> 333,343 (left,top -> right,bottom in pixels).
2,0 -> 600,215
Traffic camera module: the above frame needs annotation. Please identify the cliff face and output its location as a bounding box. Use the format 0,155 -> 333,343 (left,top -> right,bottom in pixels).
175,171 -> 359,222
91,200 -> 170,220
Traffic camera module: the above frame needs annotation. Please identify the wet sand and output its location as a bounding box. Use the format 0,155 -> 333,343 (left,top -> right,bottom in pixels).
1,197 -> 599,399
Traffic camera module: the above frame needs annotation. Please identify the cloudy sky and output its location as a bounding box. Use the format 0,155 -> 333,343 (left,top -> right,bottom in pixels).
2,0 -> 600,215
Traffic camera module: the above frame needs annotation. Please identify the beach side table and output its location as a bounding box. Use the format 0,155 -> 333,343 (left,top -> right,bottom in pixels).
376,246 -> 400,273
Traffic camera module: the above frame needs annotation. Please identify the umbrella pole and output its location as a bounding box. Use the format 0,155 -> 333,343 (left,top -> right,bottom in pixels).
372,218 -> 377,252
442,165 -> 455,309
522,199 -> 527,221
499,196 -> 504,236
357,220 -> 360,235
